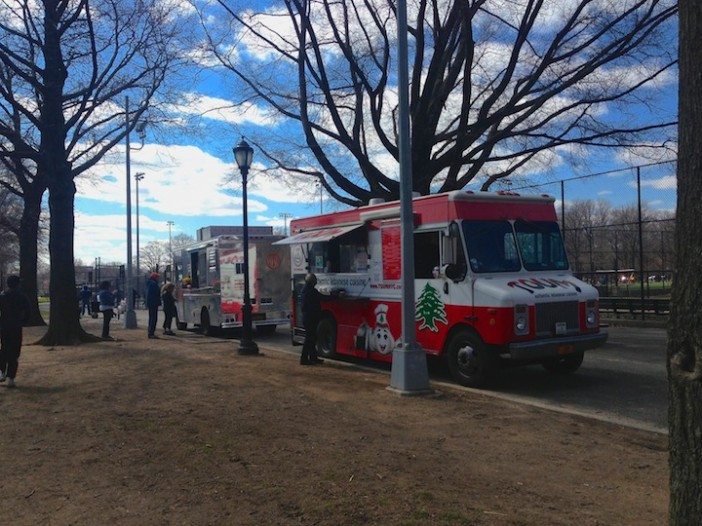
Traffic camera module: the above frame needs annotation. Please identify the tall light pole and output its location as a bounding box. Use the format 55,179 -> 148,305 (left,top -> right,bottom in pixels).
167,220 -> 174,278
316,182 -> 323,214
135,172 -> 145,286
388,0 -> 432,395
124,97 -> 146,329
278,212 -> 293,236
233,139 -> 259,355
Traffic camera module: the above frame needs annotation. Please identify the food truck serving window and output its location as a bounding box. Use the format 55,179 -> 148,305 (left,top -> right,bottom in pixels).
514,220 -> 568,271
463,220 -> 520,273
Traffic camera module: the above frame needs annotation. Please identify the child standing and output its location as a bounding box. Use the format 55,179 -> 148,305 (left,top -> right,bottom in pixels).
0,275 -> 30,388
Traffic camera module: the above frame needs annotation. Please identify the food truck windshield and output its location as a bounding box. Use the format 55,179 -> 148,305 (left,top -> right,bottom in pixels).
462,219 -> 568,273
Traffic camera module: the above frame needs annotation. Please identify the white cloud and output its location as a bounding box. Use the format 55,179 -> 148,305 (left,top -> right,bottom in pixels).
76,143 -> 268,217
598,190 -> 613,196
183,43 -> 235,68
247,164 -> 324,205
638,175 -> 677,190
169,93 -> 280,127
74,213 -> 132,263
616,145 -> 678,166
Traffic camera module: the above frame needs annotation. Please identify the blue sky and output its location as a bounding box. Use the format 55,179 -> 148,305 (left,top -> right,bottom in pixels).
71,0 -> 678,264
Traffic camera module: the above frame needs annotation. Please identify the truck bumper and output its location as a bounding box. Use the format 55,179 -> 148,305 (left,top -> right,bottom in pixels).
221,318 -> 289,329
508,331 -> 608,361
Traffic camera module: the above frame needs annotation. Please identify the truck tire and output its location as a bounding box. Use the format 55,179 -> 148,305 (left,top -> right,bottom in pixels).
446,330 -> 495,388
316,318 -> 336,358
200,309 -> 212,336
257,324 -> 276,336
542,351 -> 584,374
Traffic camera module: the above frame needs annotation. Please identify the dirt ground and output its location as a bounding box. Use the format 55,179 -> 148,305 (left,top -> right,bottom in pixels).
0,316 -> 668,525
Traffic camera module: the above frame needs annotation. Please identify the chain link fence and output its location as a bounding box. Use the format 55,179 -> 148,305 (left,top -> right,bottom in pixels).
511,160 -> 677,320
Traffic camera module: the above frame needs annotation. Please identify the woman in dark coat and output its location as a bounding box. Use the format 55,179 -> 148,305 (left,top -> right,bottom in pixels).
161,282 -> 177,336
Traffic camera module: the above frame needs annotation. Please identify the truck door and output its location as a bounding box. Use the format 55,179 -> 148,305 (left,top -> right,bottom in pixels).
413,231 -> 446,353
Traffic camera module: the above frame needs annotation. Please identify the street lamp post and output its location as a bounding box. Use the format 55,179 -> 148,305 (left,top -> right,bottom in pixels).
233,139 -> 259,355
316,182 -> 323,214
388,0 -> 432,395
167,220 -> 174,278
135,172 -> 145,285
123,97 -> 146,328
279,212 -> 292,236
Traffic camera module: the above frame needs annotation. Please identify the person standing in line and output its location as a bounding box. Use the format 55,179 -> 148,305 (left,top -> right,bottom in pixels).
299,273 -> 334,366
0,275 -> 30,388
146,272 -> 161,339
161,282 -> 177,336
97,280 -> 115,340
80,284 -> 91,317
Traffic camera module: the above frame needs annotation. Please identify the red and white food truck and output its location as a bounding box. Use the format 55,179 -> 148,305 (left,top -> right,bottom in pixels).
275,191 -> 607,386
176,234 -> 291,335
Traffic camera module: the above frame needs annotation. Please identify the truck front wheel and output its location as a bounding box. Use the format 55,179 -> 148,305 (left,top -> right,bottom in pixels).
446,331 -> 495,388
542,351 -> 584,374
257,324 -> 276,336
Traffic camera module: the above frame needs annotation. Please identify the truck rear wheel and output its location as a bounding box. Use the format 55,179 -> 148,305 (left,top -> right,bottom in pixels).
446,330 -> 495,388
200,309 -> 212,336
316,318 -> 336,358
542,351 -> 584,374
257,324 -> 276,336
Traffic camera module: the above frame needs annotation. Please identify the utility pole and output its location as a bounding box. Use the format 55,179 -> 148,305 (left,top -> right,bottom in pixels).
389,0 -> 432,395
279,212 -> 293,236
135,172 -> 145,281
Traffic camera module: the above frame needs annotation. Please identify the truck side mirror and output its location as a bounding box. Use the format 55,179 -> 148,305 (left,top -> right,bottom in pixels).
437,263 -> 463,281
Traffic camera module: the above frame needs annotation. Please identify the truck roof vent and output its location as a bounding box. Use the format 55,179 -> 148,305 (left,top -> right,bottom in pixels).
368,198 -> 385,205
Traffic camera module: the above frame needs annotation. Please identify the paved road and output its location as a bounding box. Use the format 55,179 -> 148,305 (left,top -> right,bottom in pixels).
468,326 -> 668,432
252,325 -> 668,433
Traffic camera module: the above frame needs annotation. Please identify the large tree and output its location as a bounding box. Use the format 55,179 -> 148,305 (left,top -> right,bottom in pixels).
0,0 -> 184,344
0,118 -> 47,326
668,1 -> 702,523
204,0 -> 677,205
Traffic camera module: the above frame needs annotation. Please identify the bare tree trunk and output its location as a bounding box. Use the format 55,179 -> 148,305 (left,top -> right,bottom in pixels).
38,175 -> 95,344
19,185 -> 45,326
668,1 -> 702,523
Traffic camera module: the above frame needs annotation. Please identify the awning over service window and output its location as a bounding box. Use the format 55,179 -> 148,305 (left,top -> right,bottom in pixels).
272,223 -> 364,245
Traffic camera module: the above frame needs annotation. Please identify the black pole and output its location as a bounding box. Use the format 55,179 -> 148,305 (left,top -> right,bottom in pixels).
238,165 -> 259,355
560,180 -> 566,244
637,167 -> 645,320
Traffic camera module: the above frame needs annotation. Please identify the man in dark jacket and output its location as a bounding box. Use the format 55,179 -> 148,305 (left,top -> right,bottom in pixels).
145,272 -> 161,339
300,273 -> 331,365
0,275 -> 30,388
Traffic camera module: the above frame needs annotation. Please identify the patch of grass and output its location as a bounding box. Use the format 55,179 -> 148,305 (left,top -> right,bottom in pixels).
437,510 -> 475,525
416,490 -> 435,503
409,509 -> 430,521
